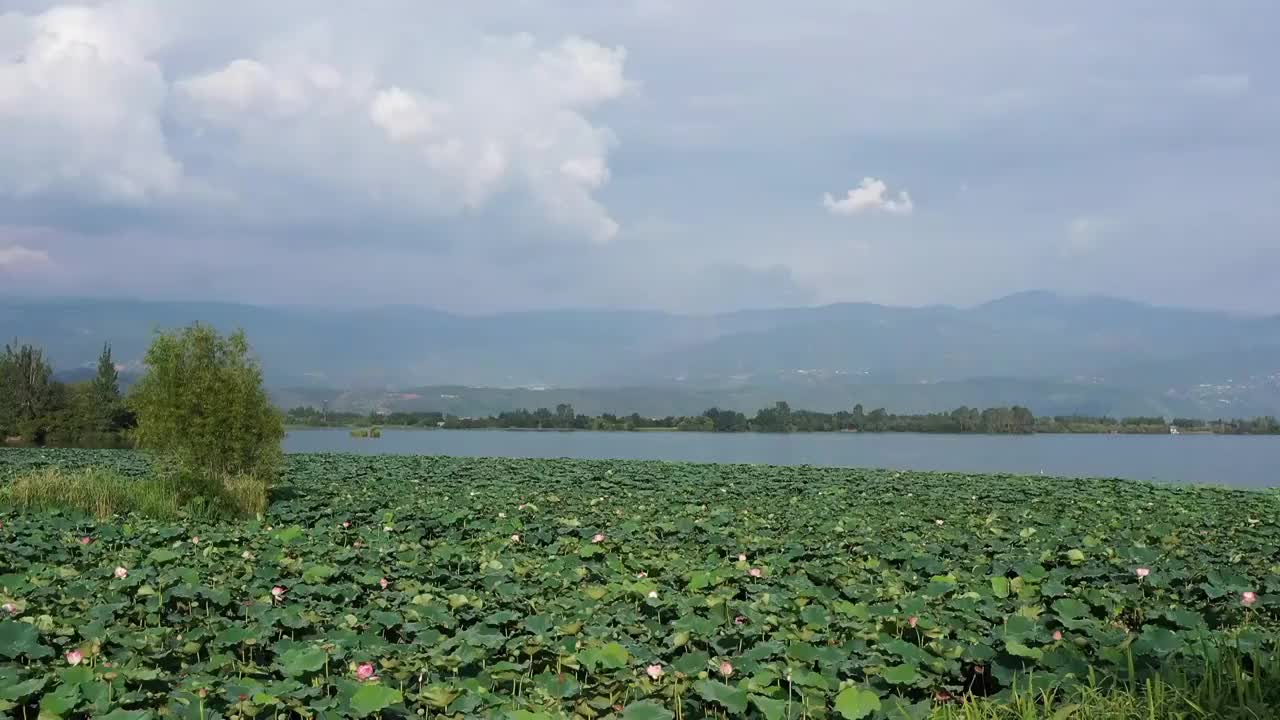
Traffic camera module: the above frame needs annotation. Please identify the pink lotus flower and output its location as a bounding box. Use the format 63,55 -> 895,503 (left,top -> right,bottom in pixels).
636,571 -> 648,578
191,536 -> 200,544
342,521 -> 351,528
510,533 -> 521,543
66,650 -> 84,666
646,664 -> 664,680
356,662 -> 378,681
748,568 -> 763,578
379,578 -> 389,590
271,586 -> 287,600
2,602 -> 17,615
592,533 -> 605,544
738,553 -> 747,562
498,512 -> 506,519
1242,591 -> 1258,607
518,503 -> 529,510
647,590 -> 658,599
1135,567 -> 1150,579
908,616 -> 918,628
114,566 -> 128,579
935,519 -> 944,527
718,661 -> 734,678
80,536 -> 93,545
242,551 -> 254,560
734,615 -> 748,625
1053,631 -> 1063,641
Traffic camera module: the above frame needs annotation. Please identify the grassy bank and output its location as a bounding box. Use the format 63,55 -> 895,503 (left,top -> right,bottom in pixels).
1,449 -> 1277,718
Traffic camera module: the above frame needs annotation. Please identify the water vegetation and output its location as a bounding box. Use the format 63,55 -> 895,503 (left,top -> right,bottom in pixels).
2,450 -> 1276,718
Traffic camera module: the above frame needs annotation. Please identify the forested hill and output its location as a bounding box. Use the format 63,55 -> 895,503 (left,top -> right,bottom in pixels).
5,292 -> 1280,418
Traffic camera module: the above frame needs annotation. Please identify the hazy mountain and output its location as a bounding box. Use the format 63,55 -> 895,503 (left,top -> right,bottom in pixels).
4,292 -> 1279,417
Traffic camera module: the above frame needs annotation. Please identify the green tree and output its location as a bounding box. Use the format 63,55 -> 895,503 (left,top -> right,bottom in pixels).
91,343 -> 122,432
129,324 -> 284,480
0,342 -> 54,442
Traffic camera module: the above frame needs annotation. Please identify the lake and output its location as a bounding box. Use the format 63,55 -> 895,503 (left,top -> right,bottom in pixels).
283,429 -> 1280,488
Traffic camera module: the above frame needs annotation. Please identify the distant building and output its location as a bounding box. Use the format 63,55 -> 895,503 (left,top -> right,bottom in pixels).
1169,426 -> 1180,435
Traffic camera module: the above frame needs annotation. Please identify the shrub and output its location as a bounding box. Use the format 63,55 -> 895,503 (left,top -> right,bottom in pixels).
129,323 -> 283,497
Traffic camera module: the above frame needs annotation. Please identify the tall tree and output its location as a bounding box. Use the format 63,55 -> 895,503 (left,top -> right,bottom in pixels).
1,341 -> 54,440
92,342 -> 122,432
0,346 -> 14,437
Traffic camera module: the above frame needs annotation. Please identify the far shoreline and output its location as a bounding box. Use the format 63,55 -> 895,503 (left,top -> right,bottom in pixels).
282,424 -> 1259,437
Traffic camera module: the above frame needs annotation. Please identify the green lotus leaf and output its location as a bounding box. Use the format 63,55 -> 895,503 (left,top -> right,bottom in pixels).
834,687 -> 881,720
348,684 -> 402,718
620,700 -> 674,720
696,680 -> 748,714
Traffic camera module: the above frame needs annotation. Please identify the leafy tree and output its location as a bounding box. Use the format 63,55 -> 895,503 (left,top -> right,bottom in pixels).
91,343 -> 123,432
0,349 -> 13,438
0,342 -> 54,442
130,324 -> 284,479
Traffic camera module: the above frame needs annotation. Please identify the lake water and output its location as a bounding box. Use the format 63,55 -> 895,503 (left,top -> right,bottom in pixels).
283,429 -> 1280,488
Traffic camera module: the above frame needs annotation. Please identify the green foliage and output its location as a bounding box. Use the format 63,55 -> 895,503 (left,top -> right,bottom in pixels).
0,341 -> 54,441
0,465 -> 265,520
1,449 -> 1278,718
90,343 -> 124,433
0,340 -> 133,447
935,650 -> 1280,718
1,466 -> 179,519
129,324 -> 283,479
285,404 -> 1280,435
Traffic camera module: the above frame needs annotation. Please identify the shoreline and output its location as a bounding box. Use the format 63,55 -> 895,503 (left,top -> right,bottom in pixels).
283,424 -> 1272,437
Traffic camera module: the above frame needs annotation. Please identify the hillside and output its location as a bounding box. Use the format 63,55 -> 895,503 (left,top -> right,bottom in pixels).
5,292 -> 1279,418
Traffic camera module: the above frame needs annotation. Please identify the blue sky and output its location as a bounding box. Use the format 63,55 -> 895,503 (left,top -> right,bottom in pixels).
1,1 -> 1276,312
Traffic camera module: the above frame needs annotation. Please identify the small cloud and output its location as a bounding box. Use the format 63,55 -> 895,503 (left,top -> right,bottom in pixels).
1062,216 -> 1116,257
1188,73 -> 1250,97
0,244 -> 51,270
822,178 -> 914,216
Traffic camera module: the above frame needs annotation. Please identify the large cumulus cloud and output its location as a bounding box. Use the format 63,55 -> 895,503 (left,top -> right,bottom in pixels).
0,1 -> 628,241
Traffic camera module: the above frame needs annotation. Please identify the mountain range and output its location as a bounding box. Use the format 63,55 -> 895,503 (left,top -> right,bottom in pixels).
4,292 -> 1279,418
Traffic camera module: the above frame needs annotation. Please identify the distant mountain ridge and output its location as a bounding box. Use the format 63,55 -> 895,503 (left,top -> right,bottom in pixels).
4,292 -> 1279,418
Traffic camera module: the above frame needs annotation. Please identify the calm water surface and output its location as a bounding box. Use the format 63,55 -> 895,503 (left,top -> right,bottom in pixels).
283,429 -> 1280,488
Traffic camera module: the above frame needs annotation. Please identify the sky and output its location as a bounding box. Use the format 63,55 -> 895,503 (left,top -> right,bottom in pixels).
1,1 -> 1277,314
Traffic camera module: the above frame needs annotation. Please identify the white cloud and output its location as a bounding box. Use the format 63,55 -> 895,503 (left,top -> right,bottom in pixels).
822,178 -> 914,216
0,4 -> 180,201
369,87 -> 443,143
0,244 -> 51,270
174,32 -> 627,241
1062,215 -> 1116,257
0,3 -> 628,242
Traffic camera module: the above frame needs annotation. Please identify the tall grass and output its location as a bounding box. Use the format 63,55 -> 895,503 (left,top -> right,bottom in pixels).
1,465 -> 267,520
930,647 -> 1280,719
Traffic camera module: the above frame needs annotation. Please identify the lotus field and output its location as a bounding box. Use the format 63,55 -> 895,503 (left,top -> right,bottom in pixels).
1,449 -> 1278,719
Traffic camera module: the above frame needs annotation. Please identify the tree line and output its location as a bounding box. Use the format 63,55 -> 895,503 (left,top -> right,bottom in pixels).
4,325 -> 283,519
0,341 -> 134,447
286,402 -> 1280,435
